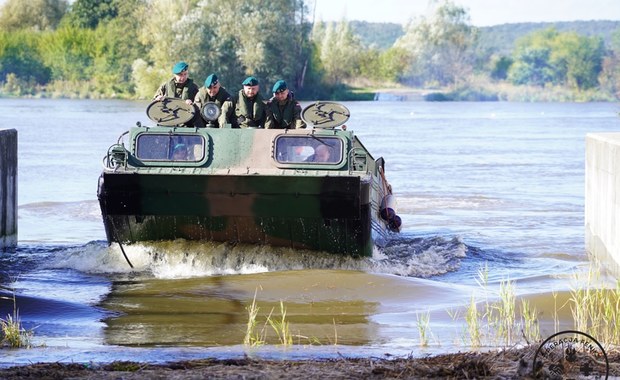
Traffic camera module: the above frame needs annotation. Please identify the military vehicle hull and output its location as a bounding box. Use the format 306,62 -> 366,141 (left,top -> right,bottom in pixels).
97,100 -> 400,257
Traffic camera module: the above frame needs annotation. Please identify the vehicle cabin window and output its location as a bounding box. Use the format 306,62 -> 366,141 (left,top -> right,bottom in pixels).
275,136 -> 343,164
136,134 -> 205,162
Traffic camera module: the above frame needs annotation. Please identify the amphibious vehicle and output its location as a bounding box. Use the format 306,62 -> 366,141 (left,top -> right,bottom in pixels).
97,99 -> 400,257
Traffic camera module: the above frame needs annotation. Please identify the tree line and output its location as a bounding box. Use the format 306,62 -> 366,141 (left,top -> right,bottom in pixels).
0,0 -> 619,101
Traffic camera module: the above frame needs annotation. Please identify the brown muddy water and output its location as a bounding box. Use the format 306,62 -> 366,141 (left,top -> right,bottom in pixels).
1,99 -> 619,366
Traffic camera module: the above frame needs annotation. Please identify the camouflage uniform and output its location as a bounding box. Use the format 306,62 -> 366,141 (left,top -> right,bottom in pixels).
235,90 -> 267,128
154,77 -> 199,102
265,92 -> 306,129
153,77 -> 203,128
194,86 -> 237,128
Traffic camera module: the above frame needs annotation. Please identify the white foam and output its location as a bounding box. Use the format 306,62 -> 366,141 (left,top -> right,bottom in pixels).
43,235 -> 468,279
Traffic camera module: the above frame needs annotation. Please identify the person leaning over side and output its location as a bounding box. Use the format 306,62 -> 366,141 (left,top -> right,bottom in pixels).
265,80 -> 306,129
194,73 -> 237,128
153,61 -> 204,127
235,76 -> 266,128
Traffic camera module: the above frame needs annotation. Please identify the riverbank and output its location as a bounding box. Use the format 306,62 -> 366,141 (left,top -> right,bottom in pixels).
3,80 -> 618,102
371,83 -> 620,102
0,346 -> 617,379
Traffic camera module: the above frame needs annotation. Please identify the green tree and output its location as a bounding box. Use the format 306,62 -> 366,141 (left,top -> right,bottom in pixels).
377,47 -> 411,82
39,26 -> 97,82
134,0 -> 311,98
509,28 -> 605,90
508,46 -> 554,86
599,28 -> 620,97
89,0 -> 146,96
559,34 -> 604,90
395,0 -> 478,88
0,0 -> 68,31
358,46 -> 410,83
0,31 -> 51,85
132,0 -> 199,98
489,55 -> 513,81
313,20 -> 364,83
64,0 -> 118,29
199,0 -> 310,91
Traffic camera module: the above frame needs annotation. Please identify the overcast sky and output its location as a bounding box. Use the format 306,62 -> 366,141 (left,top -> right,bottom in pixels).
310,0 -> 620,26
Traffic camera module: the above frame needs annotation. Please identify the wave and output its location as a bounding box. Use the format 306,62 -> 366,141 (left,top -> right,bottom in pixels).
0,290 -> 108,323
19,200 -> 101,221
41,235 -> 471,279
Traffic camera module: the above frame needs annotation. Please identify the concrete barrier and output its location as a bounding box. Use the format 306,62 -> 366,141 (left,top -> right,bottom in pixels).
0,129 -> 17,251
585,133 -> 620,275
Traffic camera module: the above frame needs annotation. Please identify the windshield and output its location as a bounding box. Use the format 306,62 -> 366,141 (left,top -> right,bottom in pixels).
136,133 -> 205,162
274,135 -> 343,164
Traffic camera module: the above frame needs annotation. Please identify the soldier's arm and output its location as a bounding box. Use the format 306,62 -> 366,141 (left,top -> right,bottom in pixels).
264,107 -> 276,129
193,90 -> 204,111
153,84 -> 166,101
219,99 -> 234,128
183,83 -> 197,104
293,102 -> 306,129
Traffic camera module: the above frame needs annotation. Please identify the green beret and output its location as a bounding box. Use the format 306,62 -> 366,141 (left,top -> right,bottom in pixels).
272,80 -> 287,93
242,76 -> 259,86
205,74 -> 218,88
172,61 -> 189,74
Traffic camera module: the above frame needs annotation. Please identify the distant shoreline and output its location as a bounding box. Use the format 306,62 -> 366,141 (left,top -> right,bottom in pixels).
2,83 -> 619,102
372,88 -> 428,101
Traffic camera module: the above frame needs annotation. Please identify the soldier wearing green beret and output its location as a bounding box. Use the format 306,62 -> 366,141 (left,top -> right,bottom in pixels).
194,74 -> 237,128
153,61 -> 199,103
153,61 -> 203,127
265,80 -> 306,129
235,76 -> 267,128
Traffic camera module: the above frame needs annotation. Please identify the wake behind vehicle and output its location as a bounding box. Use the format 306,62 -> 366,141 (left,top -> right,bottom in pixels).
97,98 -> 401,257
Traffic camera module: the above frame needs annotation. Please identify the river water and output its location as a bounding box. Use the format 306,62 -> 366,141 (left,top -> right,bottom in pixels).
0,98 -> 619,366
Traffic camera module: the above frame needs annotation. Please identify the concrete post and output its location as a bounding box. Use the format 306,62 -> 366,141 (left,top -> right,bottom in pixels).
585,133 -> 620,275
0,129 -> 17,250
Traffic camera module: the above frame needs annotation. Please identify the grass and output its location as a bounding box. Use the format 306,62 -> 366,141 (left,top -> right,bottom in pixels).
520,298 -> 539,345
0,285 -> 32,348
243,289 -> 265,346
244,292 -> 294,347
416,310 -> 432,347
332,318 -> 338,346
240,263 -> 620,351
243,288 -> 340,347
465,295 -> 481,347
495,279 -> 516,346
568,268 -> 620,345
267,301 -> 293,346
462,264 -> 541,348
457,262 -> 620,349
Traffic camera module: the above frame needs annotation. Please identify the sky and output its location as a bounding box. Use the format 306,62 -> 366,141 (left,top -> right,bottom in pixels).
311,0 -> 620,26
0,0 -> 616,26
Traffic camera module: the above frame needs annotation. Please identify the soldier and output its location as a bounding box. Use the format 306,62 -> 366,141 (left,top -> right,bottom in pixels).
171,143 -> 188,160
194,73 -> 237,128
235,76 -> 266,128
153,61 -> 203,127
305,144 -> 332,163
153,61 -> 199,104
265,80 -> 306,129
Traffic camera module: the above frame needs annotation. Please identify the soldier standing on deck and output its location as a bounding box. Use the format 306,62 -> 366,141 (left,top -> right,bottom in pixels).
235,76 -> 267,128
153,61 -> 204,128
194,73 -> 237,128
265,80 -> 306,129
